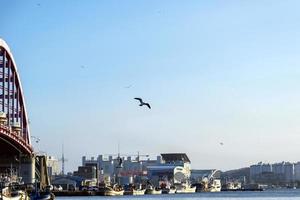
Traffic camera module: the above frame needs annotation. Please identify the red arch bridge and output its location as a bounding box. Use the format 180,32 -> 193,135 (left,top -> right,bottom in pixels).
0,39 -> 46,185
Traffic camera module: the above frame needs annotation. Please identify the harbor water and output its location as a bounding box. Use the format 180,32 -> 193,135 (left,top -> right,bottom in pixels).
56,189 -> 300,200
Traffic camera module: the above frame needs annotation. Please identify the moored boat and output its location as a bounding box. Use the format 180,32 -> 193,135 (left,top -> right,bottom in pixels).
145,186 -> 162,195
103,185 -> 124,196
124,185 -> 145,195
208,179 -> 221,192
130,188 -> 146,195
161,186 -> 176,194
175,183 -> 196,194
1,187 -> 29,200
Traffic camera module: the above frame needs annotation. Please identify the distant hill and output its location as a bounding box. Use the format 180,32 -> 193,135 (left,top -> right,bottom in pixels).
221,167 -> 250,183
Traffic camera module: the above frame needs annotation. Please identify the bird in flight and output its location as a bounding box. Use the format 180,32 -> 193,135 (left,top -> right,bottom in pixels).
134,98 -> 151,109
124,85 -> 132,89
31,136 -> 40,143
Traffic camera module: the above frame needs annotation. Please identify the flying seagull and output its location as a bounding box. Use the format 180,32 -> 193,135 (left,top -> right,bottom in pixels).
134,98 -> 151,109
31,136 -> 40,143
124,85 -> 132,89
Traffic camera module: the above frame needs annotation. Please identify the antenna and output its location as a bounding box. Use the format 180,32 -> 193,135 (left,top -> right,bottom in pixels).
62,144 -> 65,175
59,143 -> 68,175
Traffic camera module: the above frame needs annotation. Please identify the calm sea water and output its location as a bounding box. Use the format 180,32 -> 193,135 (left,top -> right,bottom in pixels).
56,189 -> 300,200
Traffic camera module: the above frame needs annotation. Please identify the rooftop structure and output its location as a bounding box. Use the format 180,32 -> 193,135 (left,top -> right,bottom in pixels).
161,153 -> 190,163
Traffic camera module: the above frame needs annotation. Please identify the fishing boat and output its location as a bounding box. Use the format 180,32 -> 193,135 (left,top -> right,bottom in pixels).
1,187 -> 29,200
132,188 -> 146,195
124,188 -> 146,195
175,183 -> 196,194
30,182 -> 55,200
208,179 -> 221,192
124,184 -> 145,195
145,185 -> 162,195
124,185 -> 146,195
161,186 -> 176,194
103,185 -> 124,196
0,179 -> 30,200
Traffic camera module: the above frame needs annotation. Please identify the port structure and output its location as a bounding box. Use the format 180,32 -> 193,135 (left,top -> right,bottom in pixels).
105,152 -> 150,163
104,152 -> 149,177
0,39 -> 34,183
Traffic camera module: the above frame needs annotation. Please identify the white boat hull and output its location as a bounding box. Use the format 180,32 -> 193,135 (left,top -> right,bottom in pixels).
103,186 -> 124,196
132,189 -> 145,195
175,186 -> 196,194
145,189 -> 162,195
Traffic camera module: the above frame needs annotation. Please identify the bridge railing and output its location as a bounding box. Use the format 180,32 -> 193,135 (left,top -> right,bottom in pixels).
0,123 -> 33,153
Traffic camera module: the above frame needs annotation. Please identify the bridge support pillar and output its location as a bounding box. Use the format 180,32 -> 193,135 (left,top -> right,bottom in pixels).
19,155 -> 35,184
35,155 -> 50,189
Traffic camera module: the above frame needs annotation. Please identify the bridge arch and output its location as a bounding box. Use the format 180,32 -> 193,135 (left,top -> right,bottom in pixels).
0,39 -> 32,155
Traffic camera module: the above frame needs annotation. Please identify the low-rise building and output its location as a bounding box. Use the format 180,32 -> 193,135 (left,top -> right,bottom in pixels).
82,153 -> 192,186
52,175 -> 84,191
73,166 -> 97,180
82,154 -> 161,184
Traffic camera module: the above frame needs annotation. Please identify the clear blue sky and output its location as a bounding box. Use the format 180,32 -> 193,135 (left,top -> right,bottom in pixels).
1,1 -> 300,172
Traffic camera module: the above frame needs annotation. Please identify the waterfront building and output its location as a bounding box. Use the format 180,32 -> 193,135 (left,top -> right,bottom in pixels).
82,153 -> 192,186
250,162 -> 271,177
249,161 -> 296,185
271,162 -> 285,183
73,166 -> 97,180
52,175 -> 84,191
262,163 -> 272,173
250,162 -> 263,178
272,162 -> 285,175
294,162 -> 300,181
283,162 -> 294,183
82,154 -> 162,184
47,156 -> 60,176
250,162 -> 277,184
